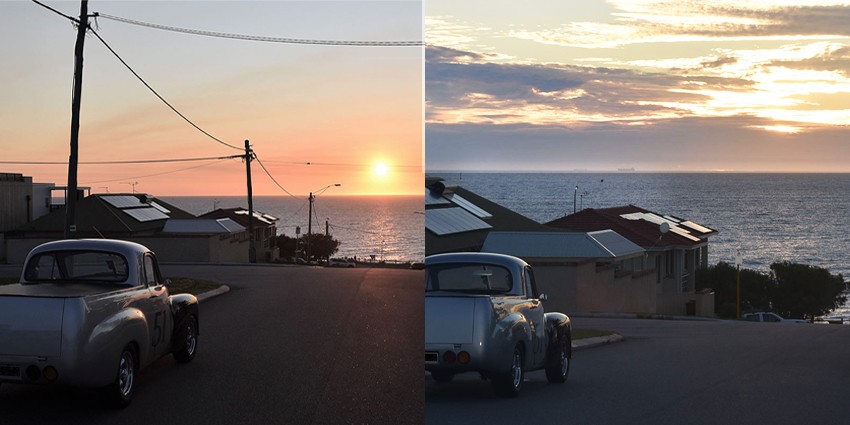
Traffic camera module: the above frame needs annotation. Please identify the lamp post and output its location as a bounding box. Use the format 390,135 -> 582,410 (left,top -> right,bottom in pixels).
573,185 -> 578,214
306,183 -> 341,262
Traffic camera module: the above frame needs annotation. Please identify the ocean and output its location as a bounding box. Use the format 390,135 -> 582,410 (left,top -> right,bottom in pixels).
430,172 -> 850,279
161,195 -> 424,263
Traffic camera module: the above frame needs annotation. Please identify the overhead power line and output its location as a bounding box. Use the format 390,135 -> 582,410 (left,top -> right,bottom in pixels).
0,154 -> 242,165
97,13 -> 424,47
88,28 -> 243,152
253,154 -> 300,200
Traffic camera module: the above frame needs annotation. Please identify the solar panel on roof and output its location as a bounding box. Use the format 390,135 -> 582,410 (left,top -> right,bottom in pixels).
102,195 -> 143,209
668,226 -> 702,242
425,190 -> 451,205
425,207 -> 491,236
150,201 -> 171,214
450,194 -> 492,219
124,207 -> 169,223
680,220 -> 713,234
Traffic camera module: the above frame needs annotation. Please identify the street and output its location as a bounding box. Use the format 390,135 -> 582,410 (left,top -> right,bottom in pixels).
426,317 -> 850,425
0,264 -> 424,425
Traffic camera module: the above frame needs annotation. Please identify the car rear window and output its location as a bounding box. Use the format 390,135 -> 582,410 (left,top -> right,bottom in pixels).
24,250 -> 130,283
425,263 -> 513,294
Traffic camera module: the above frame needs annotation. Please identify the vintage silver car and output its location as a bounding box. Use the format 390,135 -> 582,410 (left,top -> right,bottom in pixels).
0,239 -> 199,406
425,252 -> 572,397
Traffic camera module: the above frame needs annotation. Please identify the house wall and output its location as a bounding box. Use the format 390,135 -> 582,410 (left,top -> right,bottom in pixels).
531,260 -> 657,315
532,263 -> 577,313
4,235 -> 249,264
577,264 -> 656,314
133,236 -> 248,263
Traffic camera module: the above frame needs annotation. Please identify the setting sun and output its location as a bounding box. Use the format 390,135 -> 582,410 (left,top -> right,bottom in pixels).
374,162 -> 390,177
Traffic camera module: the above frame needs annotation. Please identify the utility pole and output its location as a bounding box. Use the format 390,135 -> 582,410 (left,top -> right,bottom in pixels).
325,218 -> 329,236
307,192 -> 314,261
65,0 -> 90,239
245,140 -> 256,263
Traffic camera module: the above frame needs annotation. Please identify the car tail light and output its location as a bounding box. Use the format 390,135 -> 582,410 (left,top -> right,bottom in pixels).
43,366 -> 58,382
458,351 -> 471,364
443,351 -> 456,364
25,365 -> 41,381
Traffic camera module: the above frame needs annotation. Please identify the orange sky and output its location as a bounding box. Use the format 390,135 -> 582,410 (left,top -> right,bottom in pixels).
1,1 -> 423,196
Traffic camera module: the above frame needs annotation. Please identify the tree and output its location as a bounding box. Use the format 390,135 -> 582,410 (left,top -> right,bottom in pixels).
696,261 -> 772,318
302,233 -> 341,262
272,234 -> 298,260
769,261 -> 846,320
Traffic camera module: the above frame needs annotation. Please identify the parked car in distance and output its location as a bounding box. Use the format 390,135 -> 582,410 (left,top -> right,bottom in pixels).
0,239 -> 199,407
743,312 -> 809,323
425,252 -> 572,397
329,258 -> 356,267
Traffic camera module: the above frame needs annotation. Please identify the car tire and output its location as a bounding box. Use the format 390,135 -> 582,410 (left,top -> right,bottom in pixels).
173,315 -> 198,363
492,345 -> 524,398
106,345 -> 136,408
430,371 -> 454,383
545,336 -> 570,384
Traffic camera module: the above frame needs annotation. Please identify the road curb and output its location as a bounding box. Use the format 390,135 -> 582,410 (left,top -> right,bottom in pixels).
572,333 -> 624,351
197,285 -> 230,302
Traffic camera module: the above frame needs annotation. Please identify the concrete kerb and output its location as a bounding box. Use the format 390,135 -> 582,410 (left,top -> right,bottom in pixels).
196,285 -> 231,302
572,334 -> 624,351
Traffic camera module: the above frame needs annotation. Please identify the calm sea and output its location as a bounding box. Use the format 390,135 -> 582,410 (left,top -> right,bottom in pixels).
432,172 -> 850,279
160,195 -> 424,263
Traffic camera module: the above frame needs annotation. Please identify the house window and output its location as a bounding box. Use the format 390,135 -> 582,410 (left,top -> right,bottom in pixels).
665,250 -> 674,277
655,255 -> 662,283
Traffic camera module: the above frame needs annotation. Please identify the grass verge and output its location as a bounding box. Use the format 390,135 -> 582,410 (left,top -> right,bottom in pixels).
165,277 -> 223,295
573,328 -> 615,340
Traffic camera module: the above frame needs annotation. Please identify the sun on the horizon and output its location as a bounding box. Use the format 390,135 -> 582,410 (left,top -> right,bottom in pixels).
374,162 -> 389,178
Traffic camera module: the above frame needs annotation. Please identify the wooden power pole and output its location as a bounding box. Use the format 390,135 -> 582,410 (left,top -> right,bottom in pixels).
245,140 -> 256,263
65,0 -> 89,238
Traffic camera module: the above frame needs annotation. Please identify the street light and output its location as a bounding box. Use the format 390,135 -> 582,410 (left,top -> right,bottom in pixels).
307,183 -> 341,262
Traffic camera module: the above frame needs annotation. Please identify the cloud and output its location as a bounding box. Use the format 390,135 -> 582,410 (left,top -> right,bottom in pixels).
510,2 -> 850,49
426,45 -> 756,126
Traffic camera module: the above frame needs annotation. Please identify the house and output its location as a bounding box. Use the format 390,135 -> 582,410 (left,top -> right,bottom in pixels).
482,230 -> 654,314
199,208 -> 279,262
546,205 -> 717,316
4,193 -> 249,264
425,177 -> 552,255
0,173 -> 67,262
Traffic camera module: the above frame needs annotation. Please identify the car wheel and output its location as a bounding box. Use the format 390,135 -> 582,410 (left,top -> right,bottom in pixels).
493,345 -> 524,398
545,336 -> 570,384
430,371 -> 454,383
106,345 -> 136,408
173,315 -> 198,363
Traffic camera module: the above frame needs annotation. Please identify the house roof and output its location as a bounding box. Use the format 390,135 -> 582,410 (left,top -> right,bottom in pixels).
482,230 -> 644,260
161,218 -> 246,234
425,177 -> 553,255
199,208 -> 278,228
7,193 -> 195,238
545,205 -> 716,249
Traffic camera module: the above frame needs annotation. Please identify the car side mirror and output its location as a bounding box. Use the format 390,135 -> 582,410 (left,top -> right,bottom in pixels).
539,293 -> 548,301
163,278 -> 172,287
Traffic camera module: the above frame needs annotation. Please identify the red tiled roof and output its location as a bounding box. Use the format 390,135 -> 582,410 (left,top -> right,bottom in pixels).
545,205 -> 715,248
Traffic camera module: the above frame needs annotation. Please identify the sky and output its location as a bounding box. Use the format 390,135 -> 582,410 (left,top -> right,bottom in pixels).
425,0 -> 850,173
0,0 -> 423,196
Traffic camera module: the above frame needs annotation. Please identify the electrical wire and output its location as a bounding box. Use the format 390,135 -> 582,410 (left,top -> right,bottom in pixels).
88,28 -> 243,152
82,160 -> 226,185
0,154 -> 243,165
97,13 -> 423,47
253,154 -> 300,200
31,0 -> 77,23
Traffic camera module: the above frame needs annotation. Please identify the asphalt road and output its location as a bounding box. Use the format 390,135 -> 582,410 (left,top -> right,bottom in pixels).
425,317 -> 850,425
0,264 -> 424,425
